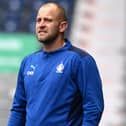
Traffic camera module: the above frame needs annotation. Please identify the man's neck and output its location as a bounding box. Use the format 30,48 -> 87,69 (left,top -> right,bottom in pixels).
43,38 -> 65,52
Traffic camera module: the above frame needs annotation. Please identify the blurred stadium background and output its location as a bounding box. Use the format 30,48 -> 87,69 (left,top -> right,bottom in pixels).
0,0 -> 125,126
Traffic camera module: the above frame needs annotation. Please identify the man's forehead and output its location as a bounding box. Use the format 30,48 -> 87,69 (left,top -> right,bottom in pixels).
37,4 -> 59,18
38,4 -> 58,13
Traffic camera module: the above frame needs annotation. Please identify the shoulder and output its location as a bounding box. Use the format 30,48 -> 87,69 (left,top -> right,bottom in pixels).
24,50 -> 42,60
68,45 -> 95,63
20,50 -> 42,67
68,45 -> 89,57
69,45 -> 99,76
67,44 -> 97,72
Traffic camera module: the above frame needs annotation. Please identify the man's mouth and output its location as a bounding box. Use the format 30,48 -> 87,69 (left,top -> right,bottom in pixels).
38,30 -> 47,34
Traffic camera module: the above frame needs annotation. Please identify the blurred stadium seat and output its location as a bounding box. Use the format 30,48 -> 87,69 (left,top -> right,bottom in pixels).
4,11 -> 21,32
0,0 -> 75,35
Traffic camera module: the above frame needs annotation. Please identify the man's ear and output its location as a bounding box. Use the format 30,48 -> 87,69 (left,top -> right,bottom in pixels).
59,21 -> 68,33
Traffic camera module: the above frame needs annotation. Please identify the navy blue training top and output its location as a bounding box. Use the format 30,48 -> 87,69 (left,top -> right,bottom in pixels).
8,39 -> 104,126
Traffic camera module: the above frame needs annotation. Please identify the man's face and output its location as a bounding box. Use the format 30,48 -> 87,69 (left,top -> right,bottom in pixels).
36,5 -> 61,44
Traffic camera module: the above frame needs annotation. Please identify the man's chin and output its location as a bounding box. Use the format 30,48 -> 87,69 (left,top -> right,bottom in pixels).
38,39 -> 54,45
38,38 -> 47,43
38,39 -> 46,43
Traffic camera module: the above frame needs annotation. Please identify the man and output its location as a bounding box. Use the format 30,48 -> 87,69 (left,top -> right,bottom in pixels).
8,2 -> 104,126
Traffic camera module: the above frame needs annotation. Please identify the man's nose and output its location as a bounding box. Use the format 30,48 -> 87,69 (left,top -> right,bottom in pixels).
39,20 -> 46,27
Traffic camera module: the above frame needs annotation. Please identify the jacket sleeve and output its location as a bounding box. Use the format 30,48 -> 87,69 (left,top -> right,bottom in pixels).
7,58 -> 27,126
77,55 -> 104,126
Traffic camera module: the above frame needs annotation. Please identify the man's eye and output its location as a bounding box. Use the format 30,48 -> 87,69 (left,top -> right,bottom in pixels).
36,18 -> 41,22
45,18 -> 52,22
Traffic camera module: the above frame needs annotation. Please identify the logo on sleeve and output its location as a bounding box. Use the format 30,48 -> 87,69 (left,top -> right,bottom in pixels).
56,62 -> 64,73
27,65 -> 36,75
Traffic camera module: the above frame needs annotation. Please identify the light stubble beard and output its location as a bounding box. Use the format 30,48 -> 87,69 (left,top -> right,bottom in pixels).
36,32 -> 59,46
